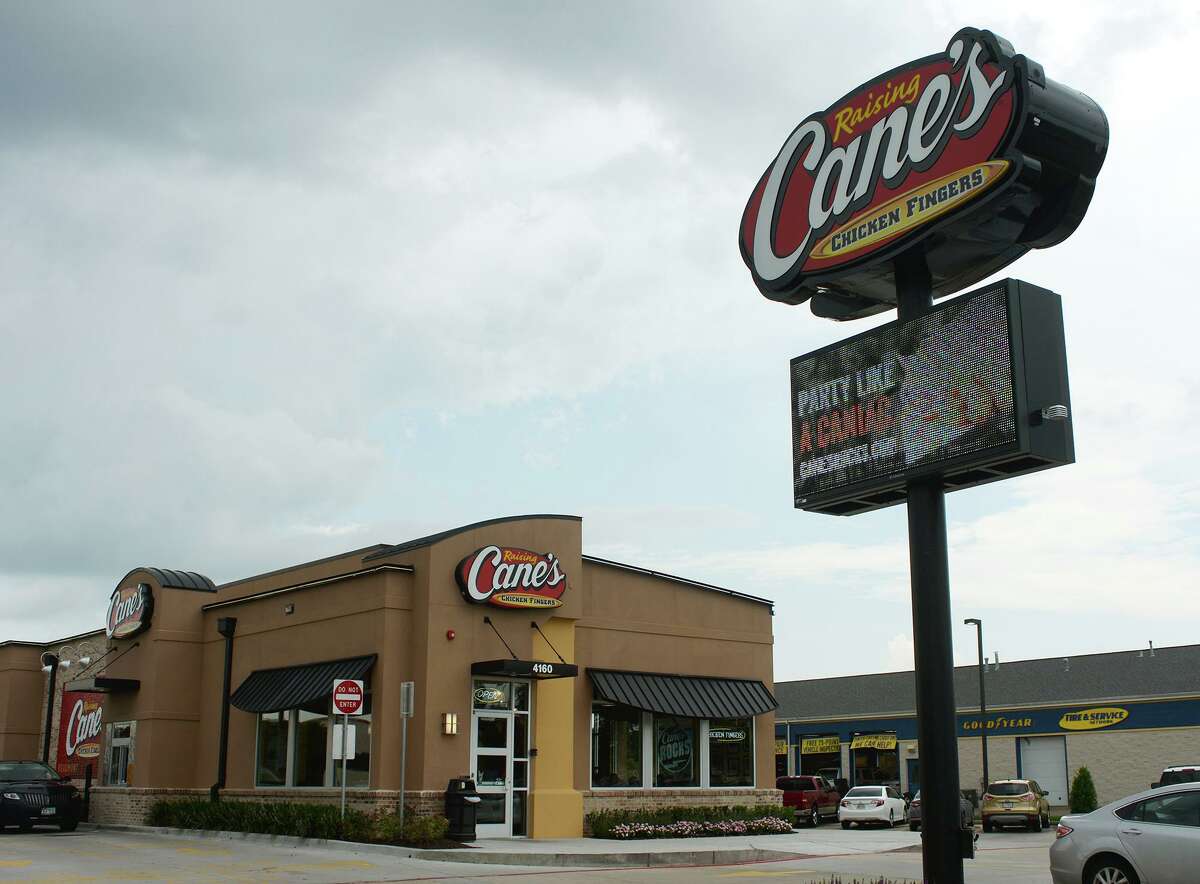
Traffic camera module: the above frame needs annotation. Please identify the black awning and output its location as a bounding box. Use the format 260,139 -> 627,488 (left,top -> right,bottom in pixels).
588,669 -> 777,719
471,659 -> 578,680
64,676 -> 140,694
231,655 -> 376,714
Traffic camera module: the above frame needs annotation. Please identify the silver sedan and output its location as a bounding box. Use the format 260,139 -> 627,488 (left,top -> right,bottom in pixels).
1050,782 -> 1200,884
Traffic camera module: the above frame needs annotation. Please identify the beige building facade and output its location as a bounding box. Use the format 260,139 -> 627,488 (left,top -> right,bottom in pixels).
1,515 -> 780,837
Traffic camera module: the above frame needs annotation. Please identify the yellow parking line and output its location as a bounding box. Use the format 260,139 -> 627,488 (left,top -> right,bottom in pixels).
0,860 -> 34,867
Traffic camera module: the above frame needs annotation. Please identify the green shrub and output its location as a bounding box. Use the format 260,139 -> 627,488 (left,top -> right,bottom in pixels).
401,814 -> 449,845
586,805 -> 785,839
145,799 -> 371,841
1069,766 -> 1098,813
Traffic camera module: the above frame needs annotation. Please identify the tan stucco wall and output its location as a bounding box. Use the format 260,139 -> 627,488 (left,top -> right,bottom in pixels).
0,644 -> 45,759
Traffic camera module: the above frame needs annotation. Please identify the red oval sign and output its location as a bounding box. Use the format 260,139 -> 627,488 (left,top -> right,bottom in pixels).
455,546 -> 567,609
106,583 -> 153,639
739,27 -> 1107,319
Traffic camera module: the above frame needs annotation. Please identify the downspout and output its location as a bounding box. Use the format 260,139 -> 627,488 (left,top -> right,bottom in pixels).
209,617 -> 237,802
40,653 -> 59,764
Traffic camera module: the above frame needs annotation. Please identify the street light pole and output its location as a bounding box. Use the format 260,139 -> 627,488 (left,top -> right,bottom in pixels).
963,619 -> 988,794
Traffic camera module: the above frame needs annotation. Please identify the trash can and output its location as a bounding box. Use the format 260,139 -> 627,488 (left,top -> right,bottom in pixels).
445,776 -> 482,842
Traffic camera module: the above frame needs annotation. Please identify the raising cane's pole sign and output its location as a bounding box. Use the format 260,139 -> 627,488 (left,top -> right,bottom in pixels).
456,546 -> 567,609
56,691 -> 104,778
739,27 -> 1108,320
106,582 -> 154,639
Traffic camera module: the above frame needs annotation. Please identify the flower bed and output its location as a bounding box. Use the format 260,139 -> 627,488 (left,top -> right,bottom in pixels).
586,804 -> 791,839
609,816 -> 793,839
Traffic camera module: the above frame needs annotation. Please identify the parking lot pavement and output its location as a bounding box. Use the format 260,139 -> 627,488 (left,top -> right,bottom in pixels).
0,826 -> 1056,883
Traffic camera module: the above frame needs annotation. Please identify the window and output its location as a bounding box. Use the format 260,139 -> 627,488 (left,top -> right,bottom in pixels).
708,717 -> 754,787
591,703 -> 642,787
654,715 -> 700,787
105,722 -> 135,786
590,705 -> 758,789
254,689 -> 372,788
1119,791 -> 1200,827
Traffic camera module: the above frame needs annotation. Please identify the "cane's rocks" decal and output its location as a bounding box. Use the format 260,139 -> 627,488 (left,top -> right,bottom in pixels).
106,582 -> 154,638
456,546 -> 567,609
740,27 -> 1107,320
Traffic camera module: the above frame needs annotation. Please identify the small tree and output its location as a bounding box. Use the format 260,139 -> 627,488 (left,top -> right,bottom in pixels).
1069,766 -> 1098,813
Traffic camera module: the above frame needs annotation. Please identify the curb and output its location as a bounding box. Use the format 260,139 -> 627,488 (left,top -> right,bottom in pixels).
79,824 -> 803,867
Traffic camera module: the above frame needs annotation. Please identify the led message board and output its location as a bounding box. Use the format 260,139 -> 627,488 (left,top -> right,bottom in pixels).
791,279 -> 1071,515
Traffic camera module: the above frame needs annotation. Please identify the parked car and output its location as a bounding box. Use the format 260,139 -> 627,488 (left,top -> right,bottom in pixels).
838,785 -> 908,829
1050,781 -> 1200,884
907,790 -> 975,831
1152,764 -> 1199,789
982,779 -> 1051,832
777,775 -> 841,827
0,760 -> 81,832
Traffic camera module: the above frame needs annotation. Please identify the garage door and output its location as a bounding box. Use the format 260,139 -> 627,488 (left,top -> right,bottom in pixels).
1020,736 -> 1068,805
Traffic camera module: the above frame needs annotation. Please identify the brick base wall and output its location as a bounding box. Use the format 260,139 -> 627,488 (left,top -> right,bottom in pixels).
87,787 -> 446,826
580,788 -> 783,834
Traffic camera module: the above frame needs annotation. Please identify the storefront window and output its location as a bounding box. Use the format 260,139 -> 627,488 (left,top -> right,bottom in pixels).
708,718 -> 754,787
104,721 -> 135,786
293,701 -> 330,787
591,703 -> 642,787
332,714 -> 371,788
256,711 -> 289,786
654,715 -> 699,788
472,681 -> 510,710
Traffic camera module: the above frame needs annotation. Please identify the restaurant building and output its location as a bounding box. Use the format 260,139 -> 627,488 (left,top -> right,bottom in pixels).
774,643 -> 1200,808
0,515 -> 780,837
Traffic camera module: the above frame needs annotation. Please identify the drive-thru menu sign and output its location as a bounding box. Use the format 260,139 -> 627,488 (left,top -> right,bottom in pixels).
332,679 -> 364,715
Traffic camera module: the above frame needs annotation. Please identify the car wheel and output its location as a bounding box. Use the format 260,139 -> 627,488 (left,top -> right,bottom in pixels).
1042,812 -> 1050,828
1031,813 -> 1043,833
841,821 -> 851,830
59,819 -> 78,833
909,821 -> 920,831
809,805 -> 821,828
1086,856 -> 1139,884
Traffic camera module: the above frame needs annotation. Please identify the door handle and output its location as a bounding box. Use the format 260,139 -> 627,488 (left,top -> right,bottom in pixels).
1120,828 -> 1142,836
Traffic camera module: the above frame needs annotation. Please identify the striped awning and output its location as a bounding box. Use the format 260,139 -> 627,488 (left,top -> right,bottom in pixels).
588,668 -> 777,719
230,655 -> 375,714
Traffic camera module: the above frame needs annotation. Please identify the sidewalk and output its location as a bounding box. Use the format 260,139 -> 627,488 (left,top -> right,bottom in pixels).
83,823 -> 922,868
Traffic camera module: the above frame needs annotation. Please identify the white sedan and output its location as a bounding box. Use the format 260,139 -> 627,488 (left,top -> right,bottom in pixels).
1051,782 -> 1200,884
838,785 -> 908,828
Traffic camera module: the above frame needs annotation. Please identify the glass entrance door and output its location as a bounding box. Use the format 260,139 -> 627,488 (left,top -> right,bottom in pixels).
470,679 -> 530,838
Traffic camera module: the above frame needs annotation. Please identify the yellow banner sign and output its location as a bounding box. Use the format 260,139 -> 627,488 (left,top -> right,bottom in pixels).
801,736 -> 842,754
809,161 -> 1010,261
774,740 -> 788,755
851,734 -> 897,751
1059,707 -> 1129,731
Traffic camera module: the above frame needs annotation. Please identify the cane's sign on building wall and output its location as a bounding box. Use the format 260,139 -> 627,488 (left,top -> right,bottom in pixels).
739,27 -> 1107,320
106,582 -> 153,638
456,546 -> 567,609
56,691 -> 104,778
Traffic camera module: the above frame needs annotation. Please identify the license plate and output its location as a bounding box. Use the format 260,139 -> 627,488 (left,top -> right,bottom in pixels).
41,806 -> 56,816
855,801 -> 870,808
1003,801 -> 1013,809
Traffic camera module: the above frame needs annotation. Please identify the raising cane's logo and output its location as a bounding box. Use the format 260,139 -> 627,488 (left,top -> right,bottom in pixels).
106,582 -> 154,639
740,27 -> 1108,318
56,691 -> 104,778
455,546 -> 567,609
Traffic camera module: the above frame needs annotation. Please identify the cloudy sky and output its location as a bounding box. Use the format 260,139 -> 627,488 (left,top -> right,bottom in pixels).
4,1 -> 1198,680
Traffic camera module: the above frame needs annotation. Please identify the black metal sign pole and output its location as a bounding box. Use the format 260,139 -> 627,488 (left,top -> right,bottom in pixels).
896,253 -> 964,884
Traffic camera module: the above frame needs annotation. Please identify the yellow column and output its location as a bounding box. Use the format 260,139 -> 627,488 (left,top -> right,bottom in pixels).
530,617 -> 582,838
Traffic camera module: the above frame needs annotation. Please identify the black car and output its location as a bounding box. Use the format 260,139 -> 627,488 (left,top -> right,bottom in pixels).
906,789 -> 975,831
0,761 -> 82,832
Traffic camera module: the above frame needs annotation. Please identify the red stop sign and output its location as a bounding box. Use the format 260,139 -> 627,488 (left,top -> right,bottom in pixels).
332,679 -> 364,715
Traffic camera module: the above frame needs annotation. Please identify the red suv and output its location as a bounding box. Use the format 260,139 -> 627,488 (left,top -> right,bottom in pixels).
777,775 -> 841,827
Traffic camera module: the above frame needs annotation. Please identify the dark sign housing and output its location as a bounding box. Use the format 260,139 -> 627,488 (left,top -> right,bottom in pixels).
791,279 -> 1071,514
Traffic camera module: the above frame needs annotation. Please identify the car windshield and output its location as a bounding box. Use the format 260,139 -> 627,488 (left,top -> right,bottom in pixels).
987,783 -> 1030,796
846,787 -> 883,797
0,761 -> 61,782
1161,769 -> 1199,785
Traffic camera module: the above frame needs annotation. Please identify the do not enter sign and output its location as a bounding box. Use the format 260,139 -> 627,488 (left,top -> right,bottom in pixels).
332,679 -> 364,715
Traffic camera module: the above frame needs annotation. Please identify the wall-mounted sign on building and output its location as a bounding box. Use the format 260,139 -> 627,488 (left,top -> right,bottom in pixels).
105,583 -> 154,639
739,27 -> 1108,321
56,691 -> 104,779
456,546 -> 567,609
1059,707 -> 1128,731
802,736 -> 842,754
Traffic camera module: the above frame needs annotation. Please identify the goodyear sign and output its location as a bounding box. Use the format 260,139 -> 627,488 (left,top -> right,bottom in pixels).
1059,707 -> 1129,731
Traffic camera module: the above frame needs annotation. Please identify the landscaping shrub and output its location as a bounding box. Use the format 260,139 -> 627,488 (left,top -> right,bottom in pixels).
586,805 -> 791,839
1069,766 -> 1098,814
145,799 -> 449,846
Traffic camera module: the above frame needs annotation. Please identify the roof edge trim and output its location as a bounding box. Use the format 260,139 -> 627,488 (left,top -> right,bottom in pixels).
203,564 -> 413,611
364,514 -> 582,561
582,556 -> 774,609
